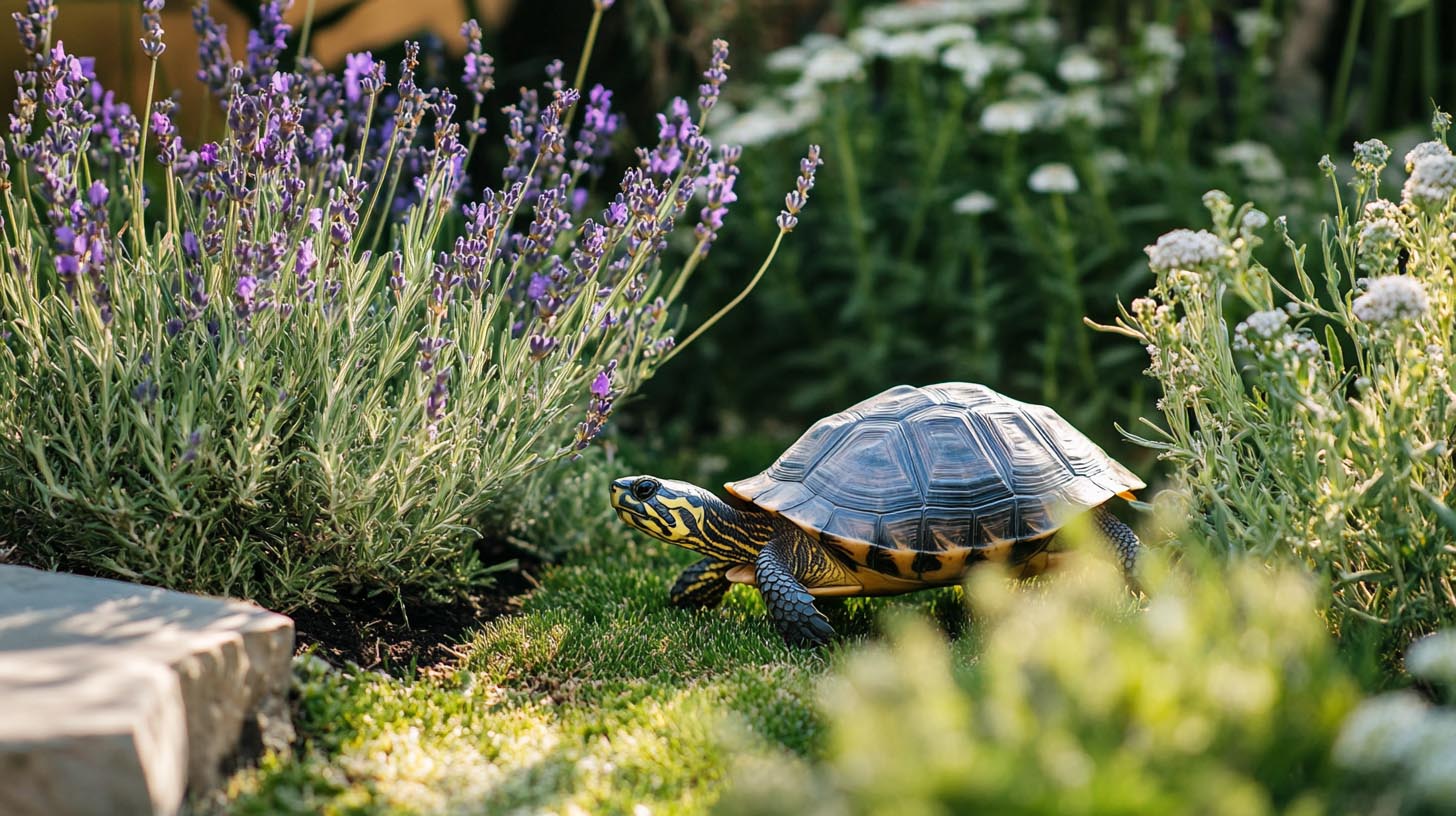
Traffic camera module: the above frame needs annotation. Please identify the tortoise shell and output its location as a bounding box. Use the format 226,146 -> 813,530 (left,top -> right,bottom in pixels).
725,383 -> 1144,584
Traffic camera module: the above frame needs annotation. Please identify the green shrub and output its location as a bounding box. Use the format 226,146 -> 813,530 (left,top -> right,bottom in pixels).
717,558 -> 1360,815
1101,118 -> 1456,652
0,1 -> 813,608
643,0 -> 1304,452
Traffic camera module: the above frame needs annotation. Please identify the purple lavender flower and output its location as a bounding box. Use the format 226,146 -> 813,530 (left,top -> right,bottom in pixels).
140,0 -> 166,60
295,237 -> 318,302
343,52 -> 383,104
646,98 -> 693,177
695,146 -> 740,255
575,360 -> 617,449
12,0 -> 58,67
460,20 -> 495,113
192,0 -> 233,96
417,336 -> 450,373
698,39 -> 729,116
245,1 -> 290,87
777,144 -> 822,232
235,275 -> 259,319
528,334 -> 558,360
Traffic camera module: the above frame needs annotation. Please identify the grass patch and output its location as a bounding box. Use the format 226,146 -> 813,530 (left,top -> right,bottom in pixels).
222,513 -> 962,814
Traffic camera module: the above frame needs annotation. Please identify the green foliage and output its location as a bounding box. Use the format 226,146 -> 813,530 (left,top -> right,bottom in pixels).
717,559 -> 1361,816
646,0 -> 1302,454
1106,126 -> 1456,653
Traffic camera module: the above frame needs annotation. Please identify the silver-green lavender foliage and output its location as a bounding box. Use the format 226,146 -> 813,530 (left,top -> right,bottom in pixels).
0,2 -> 810,609
717,560 -> 1359,815
1103,123 -> 1456,650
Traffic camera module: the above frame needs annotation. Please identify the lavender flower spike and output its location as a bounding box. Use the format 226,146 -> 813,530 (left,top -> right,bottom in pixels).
777,144 -> 823,232
698,39 -> 729,116
140,0 -> 166,59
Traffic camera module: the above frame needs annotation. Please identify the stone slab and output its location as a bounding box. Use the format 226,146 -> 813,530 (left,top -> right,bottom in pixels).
0,566 -> 295,816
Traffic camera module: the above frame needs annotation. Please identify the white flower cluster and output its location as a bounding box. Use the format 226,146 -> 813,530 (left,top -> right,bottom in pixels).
1027,162 -> 1078,194
951,190 -> 996,215
942,40 -> 1023,89
1402,151 -> 1456,210
1144,229 -> 1225,272
1233,9 -> 1280,48
1215,140 -> 1286,184
980,98 -> 1039,134
1055,47 -> 1103,84
1406,630 -> 1456,686
1232,307 -> 1320,361
1241,208 -> 1269,230
863,0 -> 1029,30
1352,275 -> 1429,324
1403,140 -> 1451,173
1010,16 -> 1058,46
1356,208 -> 1404,272
1238,308 -> 1288,340
1352,138 -> 1390,176
1334,631 -> 1456,811
802,44 -> 866,84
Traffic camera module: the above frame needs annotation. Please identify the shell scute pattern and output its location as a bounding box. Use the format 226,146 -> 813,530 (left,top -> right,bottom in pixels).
726,383 -> 1144,580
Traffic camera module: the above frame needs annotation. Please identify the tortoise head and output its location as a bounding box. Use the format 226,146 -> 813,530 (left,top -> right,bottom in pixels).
609,475 -> 770,561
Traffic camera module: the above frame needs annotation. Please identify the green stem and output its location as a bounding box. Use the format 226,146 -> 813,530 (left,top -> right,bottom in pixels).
831,93 -> 872,320
133,59 -> 160,255
1327,0 -> 1367,147
562,5 -> 606,135
661,229 -> 788,365
297,0 -> 318,63
899,82 -> 966,267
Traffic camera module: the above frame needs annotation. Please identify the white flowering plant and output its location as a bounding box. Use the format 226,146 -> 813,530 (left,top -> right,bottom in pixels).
652,0 -> 1294,452
1097,121 -> 1456,654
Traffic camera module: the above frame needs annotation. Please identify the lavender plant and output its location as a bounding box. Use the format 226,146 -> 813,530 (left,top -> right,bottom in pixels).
1098,119 -> 1456,652
0,0 -> 816,609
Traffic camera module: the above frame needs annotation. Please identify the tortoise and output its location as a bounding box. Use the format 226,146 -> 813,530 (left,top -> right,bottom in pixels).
609,382 -> 1144,648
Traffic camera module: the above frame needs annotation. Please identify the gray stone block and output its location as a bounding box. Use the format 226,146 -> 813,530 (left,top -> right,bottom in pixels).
0,566 -> 295,816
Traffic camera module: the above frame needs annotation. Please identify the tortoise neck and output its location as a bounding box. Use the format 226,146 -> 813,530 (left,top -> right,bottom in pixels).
694,490 -> 779,561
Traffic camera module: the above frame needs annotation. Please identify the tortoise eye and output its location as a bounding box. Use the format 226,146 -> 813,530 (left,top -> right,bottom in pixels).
631,478 -> 660,501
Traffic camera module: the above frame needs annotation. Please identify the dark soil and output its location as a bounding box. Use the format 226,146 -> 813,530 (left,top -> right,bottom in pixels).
290,540 -> 542,675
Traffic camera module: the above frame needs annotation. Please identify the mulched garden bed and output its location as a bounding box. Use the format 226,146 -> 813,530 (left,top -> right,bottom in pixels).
291,540 -> 542,674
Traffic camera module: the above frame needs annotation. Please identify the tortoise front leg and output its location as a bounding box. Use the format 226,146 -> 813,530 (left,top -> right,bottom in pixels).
669,557 -> 735,609
756,540 -> 835,648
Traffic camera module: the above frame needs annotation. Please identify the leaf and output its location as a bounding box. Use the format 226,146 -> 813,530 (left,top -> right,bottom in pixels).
1414,485 -> 1456,536
1324,324 -> 1344,373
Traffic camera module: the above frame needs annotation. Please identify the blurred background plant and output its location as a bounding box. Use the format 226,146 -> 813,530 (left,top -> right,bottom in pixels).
0,0 -> 815,609
616,0 -> 1456,486
717,556 -> 1366,815
1102,123 -> 1456,657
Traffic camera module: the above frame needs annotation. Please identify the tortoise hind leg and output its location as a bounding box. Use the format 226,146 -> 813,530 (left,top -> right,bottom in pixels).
1093,506 -> 1140,574
756,540 -> 836,648
670,557 -> 735,609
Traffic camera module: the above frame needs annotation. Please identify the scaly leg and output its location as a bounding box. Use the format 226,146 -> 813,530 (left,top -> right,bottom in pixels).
669,557 -> 736,609
756,539 -> 836,648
